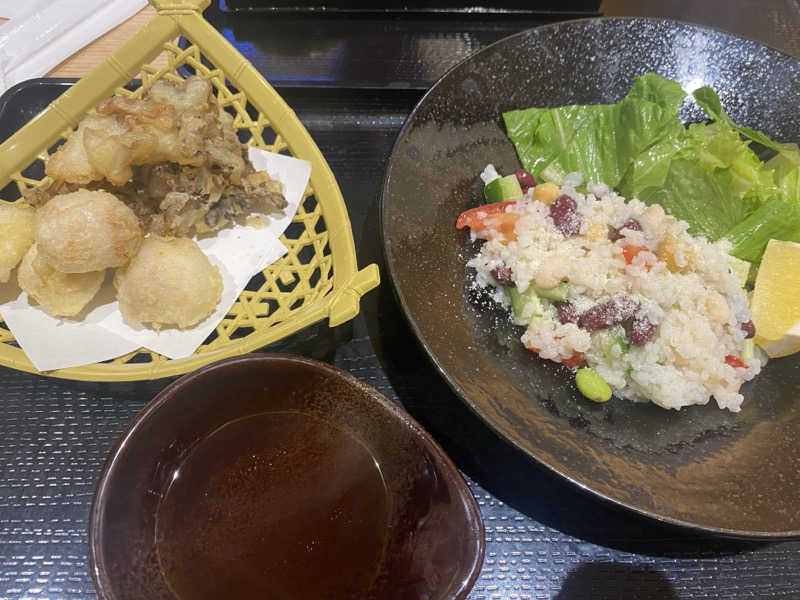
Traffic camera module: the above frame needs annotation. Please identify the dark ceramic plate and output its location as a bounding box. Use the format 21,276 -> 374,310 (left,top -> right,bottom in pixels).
381,17 -> 800,538
88,354 -> 484,599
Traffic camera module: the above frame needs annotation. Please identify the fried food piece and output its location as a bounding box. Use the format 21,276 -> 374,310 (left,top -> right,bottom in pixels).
0,202 -> 36,282
45,77 -> 245,187
120,163 -> 286,237
45,114 -> 134,186
36,76 -> 288,237
35,189 -> 143,273
23,179 -> 82,208
27,160 -> 287,238
17,244 -> 105,317
114,236 -> 223,330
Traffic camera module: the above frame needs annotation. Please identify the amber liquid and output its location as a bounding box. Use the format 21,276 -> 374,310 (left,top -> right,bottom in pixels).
155,411 -> 391,599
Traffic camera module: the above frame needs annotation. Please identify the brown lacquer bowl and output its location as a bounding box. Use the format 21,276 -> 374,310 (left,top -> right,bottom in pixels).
88,354 -> 484,599
381,18 -> 800,537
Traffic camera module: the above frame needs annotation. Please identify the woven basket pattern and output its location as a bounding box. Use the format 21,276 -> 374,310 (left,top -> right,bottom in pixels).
0,3 -> 377,380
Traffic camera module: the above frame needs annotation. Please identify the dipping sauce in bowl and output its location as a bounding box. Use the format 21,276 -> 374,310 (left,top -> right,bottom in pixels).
155,411 -> 390,599
89,354 -> 483,600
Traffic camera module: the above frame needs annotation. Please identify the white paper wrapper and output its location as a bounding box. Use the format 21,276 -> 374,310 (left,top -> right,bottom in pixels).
0,0 -> 147,95
0,147 -> 312,372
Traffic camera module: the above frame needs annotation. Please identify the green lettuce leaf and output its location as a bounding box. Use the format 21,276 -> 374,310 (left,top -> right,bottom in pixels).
725,197 -> 800,262
635,159 -> 746,241
503,73 -> 687,187
694,86 -> 800,172
693,87 -> 800,257
693,86 -> 789,154
502,104 -> 599,180
617,123 -> 702,198
696,122 -> 777,212
503,73 -> 799,265
618,120 -> 771,232
625,70 -> 687,112
765,143 -> 800,205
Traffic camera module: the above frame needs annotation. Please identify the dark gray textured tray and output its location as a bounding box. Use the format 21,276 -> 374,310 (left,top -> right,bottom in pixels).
1,78 -> 799,599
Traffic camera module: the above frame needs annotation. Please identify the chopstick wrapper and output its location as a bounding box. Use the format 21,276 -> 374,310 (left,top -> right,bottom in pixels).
0,147 -> 312,371
0,0 -> 147,95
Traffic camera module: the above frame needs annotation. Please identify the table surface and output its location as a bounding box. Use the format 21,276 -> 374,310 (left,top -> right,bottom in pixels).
2,2 -> 800,599
46,0 -> 800,77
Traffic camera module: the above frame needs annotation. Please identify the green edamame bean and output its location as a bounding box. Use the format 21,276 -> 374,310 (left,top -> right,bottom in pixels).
575,367 -> 612,403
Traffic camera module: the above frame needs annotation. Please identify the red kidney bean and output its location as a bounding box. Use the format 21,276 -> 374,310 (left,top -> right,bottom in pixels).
579,295 -> 639,331
629,315 -> 657,345
490,264 -> 514,286
741,320 -> 756,339
554,300 -> 579,324
609,218 -> 643,242
549,194 -> 581,236
514,168 -> 537,192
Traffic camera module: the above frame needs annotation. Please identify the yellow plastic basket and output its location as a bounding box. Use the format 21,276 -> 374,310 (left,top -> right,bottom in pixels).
0,0 -> 379,381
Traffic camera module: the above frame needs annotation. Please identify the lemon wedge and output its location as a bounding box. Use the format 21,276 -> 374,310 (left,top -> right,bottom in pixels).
756,322 -> 800,358
751,239 -> 800,358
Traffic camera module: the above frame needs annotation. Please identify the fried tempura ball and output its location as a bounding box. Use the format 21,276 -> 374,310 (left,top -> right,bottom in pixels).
0,201 -> 36,282
44,77 -> 242,187
35,189 -> 143,273
114,236 -> 223,330
45,114 -> 132,185
17,244 -> 105,317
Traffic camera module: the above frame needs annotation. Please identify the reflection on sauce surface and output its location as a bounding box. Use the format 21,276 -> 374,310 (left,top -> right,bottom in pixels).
155,411 -> 391,599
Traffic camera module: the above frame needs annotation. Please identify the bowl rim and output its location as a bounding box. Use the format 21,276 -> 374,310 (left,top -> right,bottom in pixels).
379,16 -> 800,540
87,353 -> 486,600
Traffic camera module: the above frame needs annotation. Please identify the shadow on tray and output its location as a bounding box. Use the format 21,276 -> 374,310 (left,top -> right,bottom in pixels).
556,562 -> 680,600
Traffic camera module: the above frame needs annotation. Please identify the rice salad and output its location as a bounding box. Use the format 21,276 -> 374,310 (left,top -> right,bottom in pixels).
457,165 -> 762,412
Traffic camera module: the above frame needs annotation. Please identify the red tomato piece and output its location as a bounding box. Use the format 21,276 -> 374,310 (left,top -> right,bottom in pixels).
725,354 -> 747,368
523,341 -> 584,368
561,352 -> 585,368
456,201 -> 519,242
622,244 -> 653,270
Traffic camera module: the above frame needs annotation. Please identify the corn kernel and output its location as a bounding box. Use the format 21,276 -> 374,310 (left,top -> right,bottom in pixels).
532,181 -> 559,205
585,221 -> 607,241
657,234 -> 694,272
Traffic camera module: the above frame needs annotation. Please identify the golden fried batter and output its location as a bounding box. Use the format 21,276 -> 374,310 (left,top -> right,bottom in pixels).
34,76 -> 287,238
115,162 -> 285,237
0,202 -> 36,283
17,244 -> 105,317
46,77 -> 220,185
114,236 -> 223,330
36,190 -> 143,273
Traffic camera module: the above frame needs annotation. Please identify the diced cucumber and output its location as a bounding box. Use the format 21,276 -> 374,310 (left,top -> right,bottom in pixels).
533,282 -> 569,301
484,174 -> 523,203
508,286 -> 544,325
726,255 -> 752,289
746,262 -> 759,289
596,325 -> 629,358
741,338 -> 754,361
